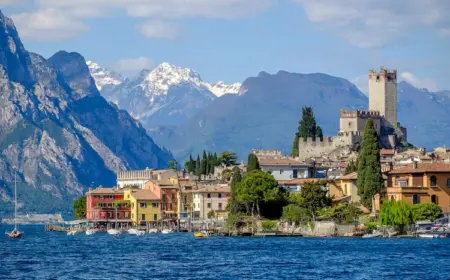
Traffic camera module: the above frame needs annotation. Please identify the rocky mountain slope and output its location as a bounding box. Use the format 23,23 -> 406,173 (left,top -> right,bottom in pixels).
0,11 -> 173,215
150,71 -> 450,161
89,62 -> 242,127
86,61 -> 123,91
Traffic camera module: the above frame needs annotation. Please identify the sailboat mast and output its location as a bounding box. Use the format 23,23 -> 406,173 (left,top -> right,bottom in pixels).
14,169 -> 17,230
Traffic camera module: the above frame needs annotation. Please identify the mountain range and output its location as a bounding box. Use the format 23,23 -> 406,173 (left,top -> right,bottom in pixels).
88,62 -> 450,162
0,11 -> 173,215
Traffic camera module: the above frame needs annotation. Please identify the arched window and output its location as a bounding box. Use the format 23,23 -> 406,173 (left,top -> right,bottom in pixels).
391,196 -> 395,201
430,176 -> 437,187
413,194 -> 419,204
431,195 -> 438,204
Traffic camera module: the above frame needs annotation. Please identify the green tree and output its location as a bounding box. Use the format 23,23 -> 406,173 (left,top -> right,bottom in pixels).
316,126 -> 323,142
357,119 -> 382,209
207,210 -> 216,219
185,154 -> 195,173
222,169 -> 233,181
195,155 -> 201,177
291,107 -> 320,157
229,167 -> 243,214
412,203 -> 443,221
235,170 -> 281,217
168,160 -> 177,170
247,153 -> 261,173
73,196 -> 86,219
201,150 -> 207,175
298,182 -> 331,220
379,200 -> 414,234
345,160 -> 358,174
218,151 -> 237,166
282,204 -> 312,224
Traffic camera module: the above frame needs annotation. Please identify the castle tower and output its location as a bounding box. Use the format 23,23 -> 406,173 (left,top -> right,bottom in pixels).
368,68 -> 397,126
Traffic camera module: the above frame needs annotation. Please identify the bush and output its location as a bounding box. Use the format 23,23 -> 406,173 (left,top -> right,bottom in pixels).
412,203 -> 442,222
363,222 -> 378,233
261,220 -> 277,232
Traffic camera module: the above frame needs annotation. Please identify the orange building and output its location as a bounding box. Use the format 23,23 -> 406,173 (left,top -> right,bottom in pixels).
384,163 -> 450,212
145,181 -> 179,222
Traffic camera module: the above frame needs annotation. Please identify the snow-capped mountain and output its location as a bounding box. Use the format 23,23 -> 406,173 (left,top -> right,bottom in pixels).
86,61 -> 123,90
92,62 -> 242,127
205,81 -> 242,97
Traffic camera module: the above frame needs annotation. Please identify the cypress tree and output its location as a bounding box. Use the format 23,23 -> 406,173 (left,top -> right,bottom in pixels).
247,153 -> 261,173
291,107 -> 319,157
195,155 -> 201,176
229,166 -> 243,214
291,133 -> 299,157
201,150 -> 207,175
316,126 -> 323,142
357,119 -> 382,208
188,154 -> 194,173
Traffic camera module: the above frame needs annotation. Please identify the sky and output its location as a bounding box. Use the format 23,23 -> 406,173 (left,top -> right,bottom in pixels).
1,0 -> 450,93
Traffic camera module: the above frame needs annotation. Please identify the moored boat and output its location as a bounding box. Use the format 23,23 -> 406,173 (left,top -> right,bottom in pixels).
128,228 -> 145,235
161,229 -> 172,234
6,170 -> 23,239
107,229 -> 121,235
67,230 -> 78,236
85,229 -> 96,235
194,231 -> 209,238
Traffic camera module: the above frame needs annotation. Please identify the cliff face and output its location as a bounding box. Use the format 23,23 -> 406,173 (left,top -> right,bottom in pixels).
0,11 -> 173,215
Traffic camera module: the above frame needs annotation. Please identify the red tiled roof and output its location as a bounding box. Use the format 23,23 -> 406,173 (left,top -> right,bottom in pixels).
130,189 -> 160,200
86,186 -> 123,195
193,185 -> 231,193
380,149 -> 395,156
389,163 -> 450,174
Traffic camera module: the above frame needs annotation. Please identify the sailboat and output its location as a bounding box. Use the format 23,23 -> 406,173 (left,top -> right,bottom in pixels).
7,170 -> 23,239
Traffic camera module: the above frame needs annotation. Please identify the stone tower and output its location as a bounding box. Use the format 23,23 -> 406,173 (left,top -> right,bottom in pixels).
368,68 -> 397,127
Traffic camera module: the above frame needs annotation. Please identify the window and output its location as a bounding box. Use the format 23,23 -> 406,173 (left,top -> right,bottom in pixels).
125,212 -> 130,218
218,193 -> 222,198
395,176 -> 400,185
430,176 -> 437,187
399,181 -> 408,188
127,194 -> 130,199
280,169 -> 284,174
140,203 -> 147,208
207,193 -> 211,198
413,194 -> 419,205
348,121 -> 352,127
153,214 -> 158,221
293,169 -> 298,178
218,203 -> 223,210
152,202 -> 159,208
172,193 -> 175,200
207,203 -> 211,208
447,178 -> 450,187
108,212 -> 113,218
431,195 -> 438,204
108,203 -> 113,208
184,196 -> 188,204
140,214 -> 146,221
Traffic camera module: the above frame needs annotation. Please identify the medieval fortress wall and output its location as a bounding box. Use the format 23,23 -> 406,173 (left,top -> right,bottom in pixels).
298,68 -> 405,160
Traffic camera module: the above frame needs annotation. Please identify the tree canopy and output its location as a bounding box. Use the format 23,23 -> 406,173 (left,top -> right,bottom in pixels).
297,181 -> 331,220
379,200 -> 414,234
291,107 -> 323,157
357,119 -> 382,208
412,203 -> 443,221
247,153 -> 261,173
218,151 -> 238,166
73,196 -> 86,219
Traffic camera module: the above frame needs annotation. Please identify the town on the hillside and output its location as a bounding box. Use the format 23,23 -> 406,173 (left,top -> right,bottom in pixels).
69,68 -> 450,237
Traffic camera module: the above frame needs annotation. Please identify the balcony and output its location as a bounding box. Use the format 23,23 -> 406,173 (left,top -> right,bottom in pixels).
386,186 -> 429,194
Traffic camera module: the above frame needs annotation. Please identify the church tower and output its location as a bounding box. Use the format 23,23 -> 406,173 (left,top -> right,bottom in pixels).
368,68 -> 397,127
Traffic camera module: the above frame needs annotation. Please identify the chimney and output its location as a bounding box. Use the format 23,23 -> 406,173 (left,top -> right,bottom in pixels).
413,161 -> 418,169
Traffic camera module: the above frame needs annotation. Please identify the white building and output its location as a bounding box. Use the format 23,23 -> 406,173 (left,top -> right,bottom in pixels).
259,158 -> 313,180
117,169 -> 153,189
192,184 -> 231,220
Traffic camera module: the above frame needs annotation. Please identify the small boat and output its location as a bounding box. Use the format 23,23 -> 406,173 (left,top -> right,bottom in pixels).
107,229 -> 121,235
85,229 -> 96,235
161,229 -> 172,234
67,230 -> 78,236
418,233 -> 448,239
6,170 -> 23,239
148,228 -> 158,234
194,231 -> 208,238
128,228 -> 145,235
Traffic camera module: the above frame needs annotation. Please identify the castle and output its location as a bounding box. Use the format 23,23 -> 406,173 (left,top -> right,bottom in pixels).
298,68 -> 407,160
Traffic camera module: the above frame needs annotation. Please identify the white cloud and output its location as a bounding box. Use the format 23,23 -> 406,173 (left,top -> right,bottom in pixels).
138,21 -> 178,39
8,0 -> 273,41
11,9 -> 88,41
294,0 -> 450,48
114,57 -> 154,75
399,72 -> 437,91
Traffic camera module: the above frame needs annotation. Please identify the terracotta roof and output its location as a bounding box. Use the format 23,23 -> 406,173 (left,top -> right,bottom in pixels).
193,185 -> 231,193
86,186 -> 123,195
380,149 -> 395,156
278,178 -> 323,186
259,158 -> 311,166
389,163 -> 450,174
130,189 -> 160,200
339,172 -> 357,180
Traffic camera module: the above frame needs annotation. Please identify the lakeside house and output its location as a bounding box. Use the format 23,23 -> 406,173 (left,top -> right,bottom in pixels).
192,184 -> 231,220
86,186 -> 131,222
259,158 -> 313,180
383,162 -> 450,212
124,189 -> 161,226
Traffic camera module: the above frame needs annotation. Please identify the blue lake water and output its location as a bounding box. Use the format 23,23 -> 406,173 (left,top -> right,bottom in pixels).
1,225 -> 450,280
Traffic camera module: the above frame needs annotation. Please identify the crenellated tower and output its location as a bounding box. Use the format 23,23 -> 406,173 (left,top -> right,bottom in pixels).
368,68 -> 397,127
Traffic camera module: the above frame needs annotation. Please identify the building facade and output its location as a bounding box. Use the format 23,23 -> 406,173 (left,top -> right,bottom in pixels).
259,158 -> 312,180
384,163 -> 450,212
369,68 -> 397,126
192,185 -> 231,220
124,188 -> 161,226
117,169 -> 153,189
85,186 -> 131,221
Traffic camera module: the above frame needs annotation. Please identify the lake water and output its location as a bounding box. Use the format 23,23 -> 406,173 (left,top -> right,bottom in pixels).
1,225 -> 450,280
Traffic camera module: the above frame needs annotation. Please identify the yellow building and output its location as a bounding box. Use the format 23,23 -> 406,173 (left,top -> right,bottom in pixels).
124,188 -> 161,226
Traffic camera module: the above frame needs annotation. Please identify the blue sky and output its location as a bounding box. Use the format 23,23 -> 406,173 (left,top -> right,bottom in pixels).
2,0 -> 450,92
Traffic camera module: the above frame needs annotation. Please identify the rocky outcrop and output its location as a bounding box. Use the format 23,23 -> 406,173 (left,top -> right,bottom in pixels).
0,10 -> 173,214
